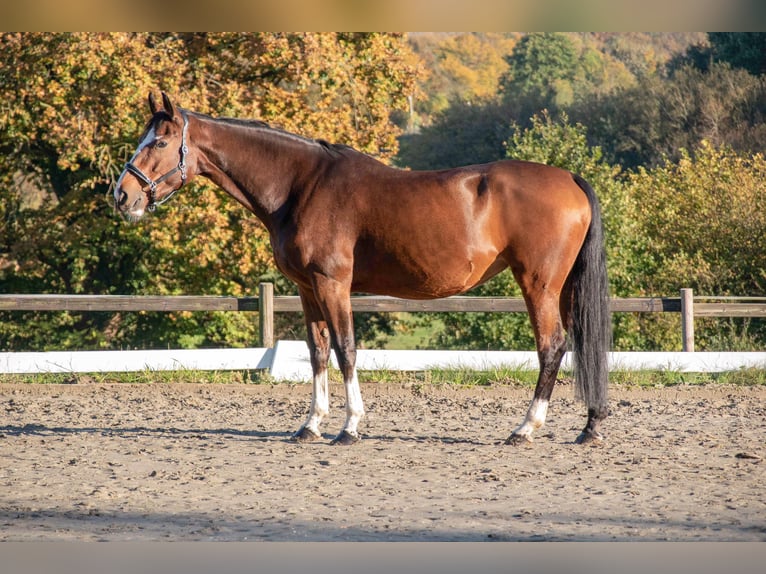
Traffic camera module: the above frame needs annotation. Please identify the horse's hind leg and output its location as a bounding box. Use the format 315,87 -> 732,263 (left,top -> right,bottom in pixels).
293,287 -> 331,442
506,289 -> 568,445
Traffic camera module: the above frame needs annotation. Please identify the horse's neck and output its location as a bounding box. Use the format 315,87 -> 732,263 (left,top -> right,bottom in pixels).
194,115 -> 322,232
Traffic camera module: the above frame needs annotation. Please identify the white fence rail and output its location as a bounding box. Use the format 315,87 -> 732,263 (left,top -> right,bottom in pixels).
2,341 -> 765,381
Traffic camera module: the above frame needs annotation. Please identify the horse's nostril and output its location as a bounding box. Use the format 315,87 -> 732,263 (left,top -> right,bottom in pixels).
116,190 -> 128,208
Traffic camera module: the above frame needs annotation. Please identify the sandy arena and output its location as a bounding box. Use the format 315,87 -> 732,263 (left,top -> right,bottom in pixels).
0,380 -> 764,541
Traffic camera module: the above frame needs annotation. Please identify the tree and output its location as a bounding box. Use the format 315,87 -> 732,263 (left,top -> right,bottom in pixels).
708,32 -> 766,76
408,33 -> 518,120
1,33 -> 192,350
598,32 -> 707,78
397,33 -> 640,173
626,142 -> 766,350
571,62 -> 766,169
395,99 -> 510,170
501,32 -> 579,120
0,33 -> 421,351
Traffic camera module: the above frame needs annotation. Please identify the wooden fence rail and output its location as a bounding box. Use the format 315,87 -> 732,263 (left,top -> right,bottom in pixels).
2,284 -> 765,352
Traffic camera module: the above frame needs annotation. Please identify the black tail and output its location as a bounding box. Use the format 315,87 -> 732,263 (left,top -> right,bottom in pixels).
569,174 -> 611,416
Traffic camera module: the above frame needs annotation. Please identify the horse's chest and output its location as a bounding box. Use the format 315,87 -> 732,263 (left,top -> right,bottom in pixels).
270,235 -> 307,284
270,229 -> 350,286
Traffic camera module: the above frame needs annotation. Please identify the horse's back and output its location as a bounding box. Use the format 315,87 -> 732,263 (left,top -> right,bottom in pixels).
373,159 -> 592,251
333,158 -> 592,298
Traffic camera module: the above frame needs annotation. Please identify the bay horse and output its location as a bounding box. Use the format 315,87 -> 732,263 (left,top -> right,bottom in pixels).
115,92 -> 611,446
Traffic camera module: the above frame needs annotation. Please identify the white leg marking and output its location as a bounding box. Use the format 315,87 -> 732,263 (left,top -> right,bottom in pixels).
512,398 -> 549,440
303,368 -> 329,436
342,369 -> 365,436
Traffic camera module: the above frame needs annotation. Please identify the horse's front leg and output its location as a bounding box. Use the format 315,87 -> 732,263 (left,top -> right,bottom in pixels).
292,288 -> 331,442
312,274 -> 364,446
334,353 -> 364,445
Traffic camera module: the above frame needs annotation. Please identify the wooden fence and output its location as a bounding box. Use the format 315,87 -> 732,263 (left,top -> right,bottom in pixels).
1,285 -> 765,352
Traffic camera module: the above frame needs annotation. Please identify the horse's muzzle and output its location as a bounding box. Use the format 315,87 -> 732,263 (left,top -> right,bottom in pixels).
114,187 -> 146,219
115,188 -> 128,209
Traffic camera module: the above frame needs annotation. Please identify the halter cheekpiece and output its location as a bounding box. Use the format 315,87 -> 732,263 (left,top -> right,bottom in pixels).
124,109 -> 190,212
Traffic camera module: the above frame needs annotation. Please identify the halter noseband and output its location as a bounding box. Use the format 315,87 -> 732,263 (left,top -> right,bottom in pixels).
124,109 -> 190,212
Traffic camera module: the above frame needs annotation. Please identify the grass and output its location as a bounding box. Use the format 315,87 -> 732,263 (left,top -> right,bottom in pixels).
376,314 -> 444,350
2,366 -> 765,387
608,367 -> 766,387
0,369 -> 263,386
356,365 -> 541,387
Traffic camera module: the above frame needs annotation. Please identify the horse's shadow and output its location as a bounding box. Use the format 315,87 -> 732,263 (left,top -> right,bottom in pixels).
0,423 -> 291,442
0,423 -> 494,446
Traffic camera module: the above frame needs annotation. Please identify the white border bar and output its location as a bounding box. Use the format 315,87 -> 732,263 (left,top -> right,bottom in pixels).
0,348 -> 273,374
1,341 -> 765,381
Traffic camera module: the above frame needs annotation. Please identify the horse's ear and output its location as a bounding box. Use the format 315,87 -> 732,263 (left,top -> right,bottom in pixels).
148,92 -> 160,114
161,92 -> 176,119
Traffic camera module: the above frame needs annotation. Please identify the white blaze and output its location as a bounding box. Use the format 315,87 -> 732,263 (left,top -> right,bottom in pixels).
114,126 -> 158,203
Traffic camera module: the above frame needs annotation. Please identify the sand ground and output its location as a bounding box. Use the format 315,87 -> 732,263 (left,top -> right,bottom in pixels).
1,380 -> 764,541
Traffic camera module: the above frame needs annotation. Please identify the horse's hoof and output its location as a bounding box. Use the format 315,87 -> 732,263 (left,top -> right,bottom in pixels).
504,433 -> 532,446
575,430 -> 604,445
331,430 -> 360,446
292,426 -> 321,443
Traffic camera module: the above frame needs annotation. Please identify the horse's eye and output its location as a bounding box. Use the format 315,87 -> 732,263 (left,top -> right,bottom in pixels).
156,140 -> 168,149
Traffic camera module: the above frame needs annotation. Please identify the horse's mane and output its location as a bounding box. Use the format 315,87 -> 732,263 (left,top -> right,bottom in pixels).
203,113 -> 354,158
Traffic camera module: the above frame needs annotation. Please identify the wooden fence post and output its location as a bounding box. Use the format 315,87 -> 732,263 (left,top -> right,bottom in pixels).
681,288 -> 694,352
259,282 -> 274,348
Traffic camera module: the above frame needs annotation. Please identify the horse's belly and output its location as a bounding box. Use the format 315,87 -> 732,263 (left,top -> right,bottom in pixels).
352,251 -> 505,299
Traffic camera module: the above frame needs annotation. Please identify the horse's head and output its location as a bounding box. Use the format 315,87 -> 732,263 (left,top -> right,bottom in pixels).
114,92 -> 192,220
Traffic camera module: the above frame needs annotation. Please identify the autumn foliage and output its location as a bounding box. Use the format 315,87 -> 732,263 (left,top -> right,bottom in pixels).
0,33 -> 420,350
1,32 -> 765,352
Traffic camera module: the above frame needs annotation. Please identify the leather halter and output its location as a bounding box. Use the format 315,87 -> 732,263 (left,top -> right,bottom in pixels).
124,110 -> 190,212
